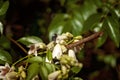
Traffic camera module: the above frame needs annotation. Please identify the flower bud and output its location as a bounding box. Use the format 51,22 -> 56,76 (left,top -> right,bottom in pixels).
47,41 -> 55,50
21,71 -> 26,78
61,65 -> 67,75
68,49 -> 78,62
6,72 -> 18,80
65,32 -> 73,38
48,70 -> 61,80
74,36 -> 82,40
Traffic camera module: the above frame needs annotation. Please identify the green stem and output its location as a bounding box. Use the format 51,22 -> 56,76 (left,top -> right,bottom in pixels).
12,55 -> 30,66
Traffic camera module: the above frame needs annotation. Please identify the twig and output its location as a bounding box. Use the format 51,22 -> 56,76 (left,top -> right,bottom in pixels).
66,31 -> 103,49
7,37 -> 28,54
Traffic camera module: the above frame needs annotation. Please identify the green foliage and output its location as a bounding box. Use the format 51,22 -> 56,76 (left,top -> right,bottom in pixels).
45,63 -> 55,74
98,54 -> 117,67
0,1 -> 9,16
104,16 -> 120,47
48,0 -> 120,47
71,66 -> 82,74
39,64 -> 49,80
0,0 -> 119,80
0,49 -> 12,64
26,63 -> 40,80
46,50 -> 52,61
0,35 -> 11,49
18,36 -> 43,46
26,56 -> 43,63
96,32 -> 107,47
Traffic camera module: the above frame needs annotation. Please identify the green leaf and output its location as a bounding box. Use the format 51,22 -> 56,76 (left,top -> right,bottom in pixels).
46,50 -> 52,61
0,1 -> 9,15
39,64 -> 49,80
27,56 -> 43,63
18,36 -> 42,46
79,0 -> 97,20
71,66 -> 82,74
26,63 -> 40,80
0,35 -> 11,49
71,11 -> 84,35
105,16 -> 120,47
96,31 -> 107,47
83,13 -> 102,33
0,22 -> 3,34
48,14 -> 70,40
0,49 -> 12,64
45,63 -> 55,74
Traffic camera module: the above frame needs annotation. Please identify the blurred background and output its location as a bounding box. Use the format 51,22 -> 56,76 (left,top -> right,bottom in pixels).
0,0 -> 120,80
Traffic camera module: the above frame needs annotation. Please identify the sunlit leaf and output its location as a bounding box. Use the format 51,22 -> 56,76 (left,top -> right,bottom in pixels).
71,13 -> 83,35
48,14 -> 70,40
46,50 -> 52,61
83,13 -> 102,33
73,11 -> 84,24
26,63 -> 40,80
0,49 -> 12,64
27,56 -> 43,63
79,0 -> 97,20
39,64 -> 49,80
18,36 -> 42,46
45,63 -> 55,74
105,16 -> 120,47
0,1 -> 9,15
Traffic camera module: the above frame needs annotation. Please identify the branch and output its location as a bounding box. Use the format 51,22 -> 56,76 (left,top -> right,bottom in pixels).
66,31 -> 103,49
7,37 -> 28,54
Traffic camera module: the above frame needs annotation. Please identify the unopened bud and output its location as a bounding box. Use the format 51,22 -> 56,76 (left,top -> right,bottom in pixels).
48,70 -> 61,80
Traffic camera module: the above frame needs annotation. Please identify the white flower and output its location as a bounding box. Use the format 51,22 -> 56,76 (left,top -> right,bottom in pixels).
28,44 -> 37,56
28,42 -> 46,56
52,44 -> 62,59
68,49 -> 78,62
0,63 -> 10,79
0,63 -> 17,80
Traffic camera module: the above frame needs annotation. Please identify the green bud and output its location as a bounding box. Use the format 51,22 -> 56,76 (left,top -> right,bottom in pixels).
6,72 -> 18,80
74,36 -> 82,40
61,65 -> 67,75
21,71 -> 26,78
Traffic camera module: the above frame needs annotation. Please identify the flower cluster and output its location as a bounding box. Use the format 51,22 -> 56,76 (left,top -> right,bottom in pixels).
0,32 -> 84,80
0,63 -> 27,80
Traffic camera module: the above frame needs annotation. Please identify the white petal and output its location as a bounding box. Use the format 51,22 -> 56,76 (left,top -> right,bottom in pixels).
5,63 -> 10,68
68,49 -> 78,61
0,75 -> 5,79
48,70 -> 61,80
52,44 -> 62,59
0,66 -> 5,69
